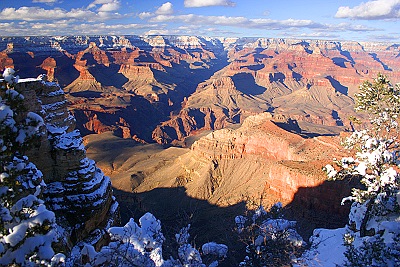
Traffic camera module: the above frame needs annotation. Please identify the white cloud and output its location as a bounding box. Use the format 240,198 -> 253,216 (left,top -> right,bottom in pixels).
336,23 -> 378,32
156,2 -> 174,15
149,14 -> 243,24
87,0 -> 121,12
144,12 -> 381,36
184,0 -> 236,8
0,7 -> 89,21
0,6 -> 120,21
149,14 -> 324,30
335,0 -> 400,19
297,32 -> 339,38
0,20 -> 157,36
138,12 -> 153,19
144,29 -> 171,35
98,2 -> 120,12
368,33 -> 400,40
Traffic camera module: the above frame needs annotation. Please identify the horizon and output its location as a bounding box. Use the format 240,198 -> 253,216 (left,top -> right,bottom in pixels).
1,34 -> 399,45
0,0 -> 399,42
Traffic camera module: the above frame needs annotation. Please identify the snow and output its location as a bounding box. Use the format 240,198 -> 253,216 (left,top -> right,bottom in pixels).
51,253 -> 66,265
42,100 -> 68,113
65,174 -> 110,205
325,164 -> 338,178
300,215 -> 400,266
17,78 -> 41,83
252,205 -> 267,222
53,129 -> 85,150
67,212 -> 227,267
297,227 -> 347,267
46,123 -> 69,134
0,102 -> 14,125
3,68 -> 19,84
178,243 -> 203,266
381,167 -> 397,186
202,242 -> 228,258
27,111 -> 44,126
175,224 -> 191,245
45,88 -> 64,97
5,89 -> 24,100
234,215 -> 247,233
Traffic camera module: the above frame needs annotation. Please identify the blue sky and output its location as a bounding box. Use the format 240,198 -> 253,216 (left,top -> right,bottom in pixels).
0,0 -> 399,42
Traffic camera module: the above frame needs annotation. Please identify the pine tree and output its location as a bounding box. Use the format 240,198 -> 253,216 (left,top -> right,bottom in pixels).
0,69 -> 65,266
235,203 -> 304,267
71,212 -> 227,267
325,74 -> 400,266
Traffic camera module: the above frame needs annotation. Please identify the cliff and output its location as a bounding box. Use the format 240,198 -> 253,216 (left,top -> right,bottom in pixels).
2,35 -> 400,144
141,113 -> 346,204
152,37 -> 399,144
15,79 -> 119,247
100,113 -> 351,236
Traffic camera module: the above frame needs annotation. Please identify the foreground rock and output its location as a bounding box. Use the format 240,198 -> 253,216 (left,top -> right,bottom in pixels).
16,79 -> 119,248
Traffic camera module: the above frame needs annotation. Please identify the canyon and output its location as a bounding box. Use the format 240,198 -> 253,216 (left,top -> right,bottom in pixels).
2,35 -> 400,262
1,36 -> 399,145
83,112 -> 357,262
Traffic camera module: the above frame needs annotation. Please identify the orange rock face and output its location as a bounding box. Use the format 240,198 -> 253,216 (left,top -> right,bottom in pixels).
152,38 -> 400,144
39,57 -> 57,82
2,36 -> 400,144
132,112 -> 351,236
0,52 -> 13,70
189,113 -> 349,223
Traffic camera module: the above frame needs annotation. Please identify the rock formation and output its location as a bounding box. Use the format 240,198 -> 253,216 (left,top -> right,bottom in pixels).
138,113 -> 347,206
1,36 -> 399,144
15,79 -> 119,248
153,38 -> 400,144
92,112 -> 351,238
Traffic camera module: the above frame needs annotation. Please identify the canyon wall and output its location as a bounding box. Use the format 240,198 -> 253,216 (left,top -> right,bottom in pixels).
1,36 -> 399,144
128,113 -> 351,235
154,38 -> 400,144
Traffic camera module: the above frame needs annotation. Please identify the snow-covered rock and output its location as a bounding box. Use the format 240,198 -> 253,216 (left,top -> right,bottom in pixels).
12,79 -> 119,248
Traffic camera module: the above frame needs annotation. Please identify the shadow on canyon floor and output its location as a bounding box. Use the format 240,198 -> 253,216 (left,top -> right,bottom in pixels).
231,72 -> 266,95
274,119 -> 345,138
113,177 -> 356,266
152,57 -> 230,113
283,178 -> 357,238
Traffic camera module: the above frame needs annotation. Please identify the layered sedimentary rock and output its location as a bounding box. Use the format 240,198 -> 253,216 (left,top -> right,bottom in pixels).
15,79 -> 119,246
39,57 -> 57,82
1,36 -> 399,144
117,113 -> 351,236
154,38 -> 400,144
140,113 -> 344,203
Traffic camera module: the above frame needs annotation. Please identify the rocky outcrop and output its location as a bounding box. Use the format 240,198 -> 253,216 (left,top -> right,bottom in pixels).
16,79 -> 119,247
128,113 -> 350,235
0,51 -> 13,70
154,37 -> 400,143
1,36 -> 400,144
39,57 -> 57,82
139,113 -> 345,202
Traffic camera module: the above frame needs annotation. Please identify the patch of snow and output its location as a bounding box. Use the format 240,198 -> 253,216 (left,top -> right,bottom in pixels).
202,242 -> 228,258
297,228 -> 347,267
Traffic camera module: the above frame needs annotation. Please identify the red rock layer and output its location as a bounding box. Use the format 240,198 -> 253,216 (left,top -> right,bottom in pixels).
39,57 -> 56,82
